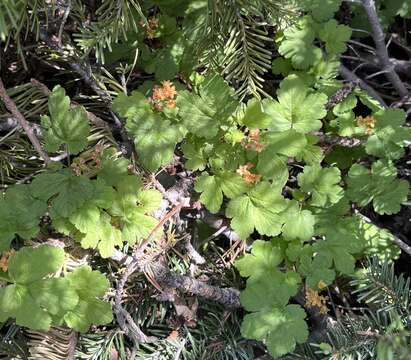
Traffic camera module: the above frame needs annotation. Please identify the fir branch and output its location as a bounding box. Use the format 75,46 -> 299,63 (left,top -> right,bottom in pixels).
351,258 -> 411,316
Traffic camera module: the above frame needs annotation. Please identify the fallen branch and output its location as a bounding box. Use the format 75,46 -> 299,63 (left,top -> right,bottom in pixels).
361,0 -> 409,99
153,265 -> 241,308
111,248 -> 241,308
0,78 -> 51,165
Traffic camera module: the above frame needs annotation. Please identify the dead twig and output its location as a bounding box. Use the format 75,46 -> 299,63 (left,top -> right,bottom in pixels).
340,65 -> 387,107
0,78 -> 51,165
114,204 -> 184,345
361,0 -> 409,99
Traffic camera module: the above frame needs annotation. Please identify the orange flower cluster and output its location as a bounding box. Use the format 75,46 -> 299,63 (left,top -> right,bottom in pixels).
237,162 -> 262,184
140,17 -> 159,39
150,80 -> 178,111
242,129 -> 266,153
0,250 -> 15,272
305,287 -> 329,315
357,115 -> 376,135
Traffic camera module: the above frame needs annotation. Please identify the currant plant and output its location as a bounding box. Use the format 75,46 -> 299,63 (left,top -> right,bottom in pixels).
111,4 -> 409,357
1,0 -> 410,358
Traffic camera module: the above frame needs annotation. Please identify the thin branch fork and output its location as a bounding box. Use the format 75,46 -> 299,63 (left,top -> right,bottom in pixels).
340,65 -> 387,107
113,204 -> 187,344
0,78 -> 51,165
361,0 -> 409,99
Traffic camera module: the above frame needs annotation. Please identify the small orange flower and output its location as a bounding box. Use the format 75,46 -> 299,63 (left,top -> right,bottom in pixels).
167,100 -> 177,109
149,81 -> 178,112
0,250 -> 15,272
161,80 -> 177,99
237,163 -> 261,184
152,86 -> 166,102
243,129 -> 266,153
305,287 -> 329,315
140,17 -> 159,39
357,115 -> 376,135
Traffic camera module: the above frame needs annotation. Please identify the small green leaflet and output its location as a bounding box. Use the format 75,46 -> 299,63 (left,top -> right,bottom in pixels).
96,148 -> 131,187
235,240 -> 283,282
70,206 -> 123,259
194,171 -> 249,213
298,250 -> 336,288
297,164 -> 344,207
226,182 -> 288,239
346,160 -> 409,215
281,200 -> 316,242
263,75 -> 327,133
257,152 -> 289,187
262,130 -> 307,157
278,16 -> 319,69
113,91 -> 185,171
319,20 -> 352,56
108,176 -> 161,245
30,170 -> 95,218
315,217 -> 365,275
365,108 -> 411,160
181,137 -> 213,171
241,303 -> 308,358
0,246 -> 76,330
177,75 -> 238,138
0,185 -> 47,251
64,266 -> 113,332
240,98 -> 271,129
236,240 -> 305,358
295,0 -> 342,21
240,271 -> 301,311
41,86 -> 90,154
129,116 -> 185,171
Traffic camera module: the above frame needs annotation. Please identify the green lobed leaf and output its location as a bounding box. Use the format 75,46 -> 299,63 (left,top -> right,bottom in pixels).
226,182 -> 288,239
41,85 -> 90,154
30,170 -> 95,218
263,75 -> 327,134
281,200 -> 316,242
0,185 -> 47,251
295,0 -> 342,21
319,19 -> 352,56
235,239 -> 283,282
297,164 -> 344,207
0,246 -> 77,331
365,108 -> 411,160
346,160 -> 409,215
177,75 -> 238,138
64,266 -> 112,332
195,171 -> 249,213
113,91 -> 185,171
241,304 -> 308,358
278,16 -> 319,69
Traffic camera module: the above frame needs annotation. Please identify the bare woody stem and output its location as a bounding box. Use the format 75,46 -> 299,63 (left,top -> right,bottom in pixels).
0,78 -> 51,165
361,0 -> 409,99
